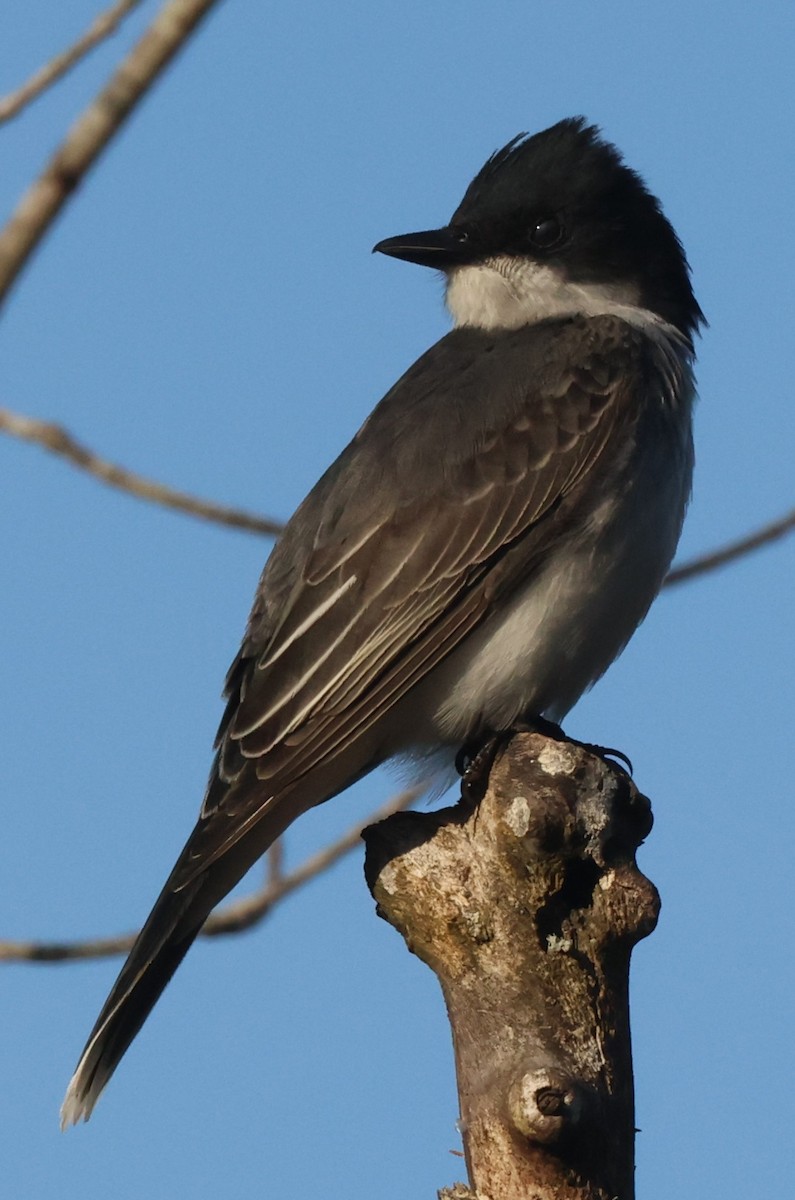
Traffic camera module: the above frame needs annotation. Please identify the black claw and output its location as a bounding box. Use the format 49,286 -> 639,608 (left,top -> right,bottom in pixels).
580,743 -> 634,776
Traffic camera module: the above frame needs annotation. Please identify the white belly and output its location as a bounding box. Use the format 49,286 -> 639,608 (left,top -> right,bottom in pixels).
408,429 -> 692,743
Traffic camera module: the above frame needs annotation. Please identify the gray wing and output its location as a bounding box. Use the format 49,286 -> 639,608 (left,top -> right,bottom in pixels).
177,314 -> 662,882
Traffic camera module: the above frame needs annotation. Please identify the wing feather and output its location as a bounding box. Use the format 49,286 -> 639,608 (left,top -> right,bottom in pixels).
176,315 -> 669,884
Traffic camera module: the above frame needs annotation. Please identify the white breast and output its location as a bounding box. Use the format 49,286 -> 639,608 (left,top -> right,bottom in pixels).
404,348 -> 694,745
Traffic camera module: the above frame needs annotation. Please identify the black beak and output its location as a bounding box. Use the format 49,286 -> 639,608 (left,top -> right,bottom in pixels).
372,226 -> 469,269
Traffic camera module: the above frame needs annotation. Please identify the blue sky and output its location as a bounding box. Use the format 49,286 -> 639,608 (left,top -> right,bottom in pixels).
1,2 -> 793,1197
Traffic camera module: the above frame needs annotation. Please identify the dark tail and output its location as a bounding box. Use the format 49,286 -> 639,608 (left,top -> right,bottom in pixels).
61,782 -> 320,1126
59,822 -> 246,1130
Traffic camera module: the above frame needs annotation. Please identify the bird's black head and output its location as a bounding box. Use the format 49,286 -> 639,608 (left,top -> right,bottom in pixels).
374,118 -> 704,345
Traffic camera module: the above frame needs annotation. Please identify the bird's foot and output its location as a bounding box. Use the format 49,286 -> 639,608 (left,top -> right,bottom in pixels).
454,717 -> 573,803
522,715 -> 634,776
578,740 -> 633,776
455,718 -> 633,802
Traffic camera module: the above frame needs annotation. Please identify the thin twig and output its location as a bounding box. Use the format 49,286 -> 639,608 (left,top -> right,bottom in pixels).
3,406 -> 793,574
204,787 -> 423,935
0,0 -> 222,310
664,508 -> 795,586
0,408 -> 284,536
0,787 -> 422,963
266,840 -> 284,886
0,6 -> 789,595
0,1 -> 144,124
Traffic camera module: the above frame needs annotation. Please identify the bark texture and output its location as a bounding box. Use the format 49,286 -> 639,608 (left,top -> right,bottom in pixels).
363,732 -> 659,1200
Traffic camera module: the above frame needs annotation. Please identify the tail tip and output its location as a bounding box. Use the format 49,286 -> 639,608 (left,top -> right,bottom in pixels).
60,1072 -> 96,1131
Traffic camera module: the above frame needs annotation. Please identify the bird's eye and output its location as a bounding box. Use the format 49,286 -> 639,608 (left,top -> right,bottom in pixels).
450,227 -> 470,245
528,216 -> 564,249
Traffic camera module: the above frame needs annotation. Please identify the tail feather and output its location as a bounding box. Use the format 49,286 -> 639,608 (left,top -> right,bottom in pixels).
61,791 -> 309,1127
60,871 -> 210,1128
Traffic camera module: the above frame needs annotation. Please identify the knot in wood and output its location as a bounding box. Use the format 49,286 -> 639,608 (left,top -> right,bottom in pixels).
508,1067 -> 583,1146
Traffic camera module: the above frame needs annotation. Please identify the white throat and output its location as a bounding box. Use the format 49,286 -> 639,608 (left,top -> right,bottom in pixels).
445,255 -> 650,331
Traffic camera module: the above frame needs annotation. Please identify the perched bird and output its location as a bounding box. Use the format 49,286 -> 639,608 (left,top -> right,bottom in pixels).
61,117 -> 702,1126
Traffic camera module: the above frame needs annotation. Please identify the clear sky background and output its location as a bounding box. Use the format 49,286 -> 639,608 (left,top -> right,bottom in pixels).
2,3 -> 793,1197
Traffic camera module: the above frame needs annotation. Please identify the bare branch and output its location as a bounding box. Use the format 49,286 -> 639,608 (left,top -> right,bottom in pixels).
4,404 -> 794,581
0,1 -> 144,124
365,736 -> 658,1197
0,0 -> 222,310
664,507 -> 795,586
0,787 -> 422,963
0,408 -> 284,536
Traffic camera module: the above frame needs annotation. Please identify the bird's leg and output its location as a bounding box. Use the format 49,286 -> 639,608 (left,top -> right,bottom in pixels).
455,716 -> 565,787
456,730 -> 510,804
455,717 -> 565,802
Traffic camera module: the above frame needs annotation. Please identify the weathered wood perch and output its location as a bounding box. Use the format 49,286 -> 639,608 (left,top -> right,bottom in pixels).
363,732 -> 660,1200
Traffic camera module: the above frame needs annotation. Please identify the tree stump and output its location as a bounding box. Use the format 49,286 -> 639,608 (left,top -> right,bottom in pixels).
363,732 -> 659,1200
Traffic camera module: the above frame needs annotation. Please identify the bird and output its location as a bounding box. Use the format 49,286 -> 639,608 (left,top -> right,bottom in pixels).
61,116 -> 703,1126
